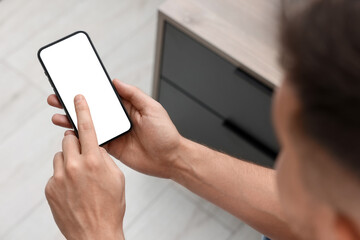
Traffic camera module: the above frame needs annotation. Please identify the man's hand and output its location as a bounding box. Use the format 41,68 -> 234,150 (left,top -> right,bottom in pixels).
45,95 -> 125,240
47,79 -> 183,178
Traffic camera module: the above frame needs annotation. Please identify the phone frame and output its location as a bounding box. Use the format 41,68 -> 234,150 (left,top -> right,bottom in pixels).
37,31 -> 132,146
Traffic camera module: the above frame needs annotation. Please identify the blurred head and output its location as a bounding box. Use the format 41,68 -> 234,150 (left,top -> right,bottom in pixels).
273,0 -> 360,239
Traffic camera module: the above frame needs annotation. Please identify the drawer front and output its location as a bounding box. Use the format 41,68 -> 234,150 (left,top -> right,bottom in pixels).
161,23 -> 278,153
159,79 -> 274,168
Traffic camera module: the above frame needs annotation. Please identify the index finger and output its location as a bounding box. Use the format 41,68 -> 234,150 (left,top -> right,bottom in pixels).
74,94 -> 98,154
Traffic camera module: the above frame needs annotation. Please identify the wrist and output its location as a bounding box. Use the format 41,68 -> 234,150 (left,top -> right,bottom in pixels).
80,227 -> 124,240
88,232 -> 124,240
169,137 -> 196,183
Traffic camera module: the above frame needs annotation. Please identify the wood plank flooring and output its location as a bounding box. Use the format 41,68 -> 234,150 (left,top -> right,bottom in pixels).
0,0 -> 262,239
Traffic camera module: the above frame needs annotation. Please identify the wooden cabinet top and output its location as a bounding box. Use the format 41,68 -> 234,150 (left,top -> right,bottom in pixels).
158,0 -> 283,88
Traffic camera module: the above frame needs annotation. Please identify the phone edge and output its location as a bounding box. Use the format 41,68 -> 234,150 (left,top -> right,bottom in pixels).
37,31 -> 133,146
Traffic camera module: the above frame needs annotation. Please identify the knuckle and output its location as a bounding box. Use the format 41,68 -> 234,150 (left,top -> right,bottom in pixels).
85,155 -> 101,170
53,173 -> 64,184
99,147 -> 107,154
62,135 -> 68,145
76,101 -> 89,111
54,152 -> 63,160
86,154 -> 98,163
65,161 -> 80,176
78,121 -> 93,131
45,180 -> 54,200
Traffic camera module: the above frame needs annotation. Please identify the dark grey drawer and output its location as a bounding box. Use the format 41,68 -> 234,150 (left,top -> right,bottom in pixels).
159,79 -> 274,167
161,23 -> 279,153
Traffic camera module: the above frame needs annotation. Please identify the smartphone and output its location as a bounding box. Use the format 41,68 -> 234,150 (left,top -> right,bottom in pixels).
38,31 -> 132,146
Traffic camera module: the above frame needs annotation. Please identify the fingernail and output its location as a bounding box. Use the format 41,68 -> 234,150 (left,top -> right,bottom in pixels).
64,130 -> 73,136
75,94 -> 83,104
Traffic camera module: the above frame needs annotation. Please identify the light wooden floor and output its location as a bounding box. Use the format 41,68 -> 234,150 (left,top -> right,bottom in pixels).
0,0 -> 262,239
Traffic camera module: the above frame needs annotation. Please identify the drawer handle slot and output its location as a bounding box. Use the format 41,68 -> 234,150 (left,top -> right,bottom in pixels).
234,68 -> 273,95
222,119 -> 277,159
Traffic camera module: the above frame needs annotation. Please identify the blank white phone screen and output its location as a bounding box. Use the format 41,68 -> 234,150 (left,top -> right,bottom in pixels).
39,32 -> 131,145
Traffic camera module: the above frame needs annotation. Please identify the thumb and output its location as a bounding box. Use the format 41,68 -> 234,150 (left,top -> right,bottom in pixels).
113,79 -> 152,112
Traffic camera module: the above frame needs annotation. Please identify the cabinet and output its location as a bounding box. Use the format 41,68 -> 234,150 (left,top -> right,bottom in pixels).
153,0 -> 281,167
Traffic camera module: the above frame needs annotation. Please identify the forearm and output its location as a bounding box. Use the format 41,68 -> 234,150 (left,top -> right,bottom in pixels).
171,137 -> 298,240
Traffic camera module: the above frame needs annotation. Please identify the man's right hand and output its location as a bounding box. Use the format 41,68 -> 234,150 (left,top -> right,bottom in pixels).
47,79 -> 183,179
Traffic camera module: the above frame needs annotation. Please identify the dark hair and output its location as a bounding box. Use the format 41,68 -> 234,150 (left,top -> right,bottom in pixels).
280,0 -> 360,175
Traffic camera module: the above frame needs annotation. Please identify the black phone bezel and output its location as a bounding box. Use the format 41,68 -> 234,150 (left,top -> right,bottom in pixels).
37,31 -> 132,146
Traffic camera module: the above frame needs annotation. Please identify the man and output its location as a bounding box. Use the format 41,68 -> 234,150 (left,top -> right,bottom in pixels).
44,0 -> 360,239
